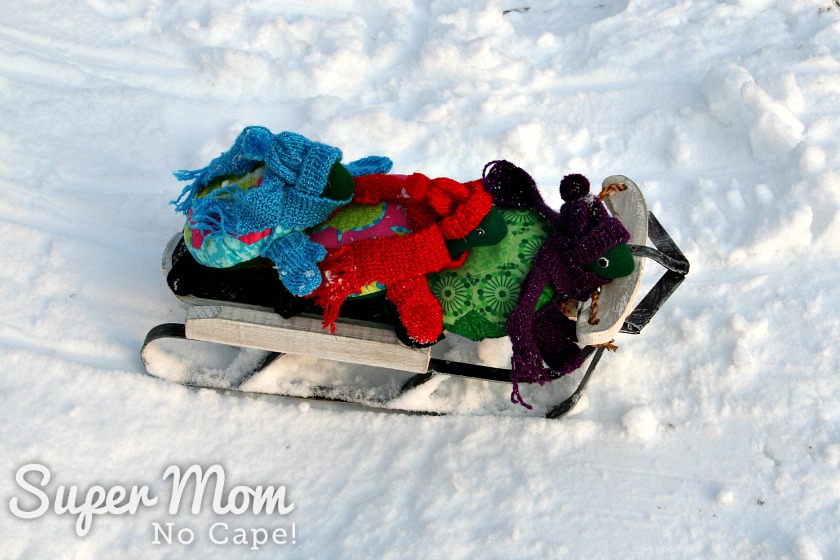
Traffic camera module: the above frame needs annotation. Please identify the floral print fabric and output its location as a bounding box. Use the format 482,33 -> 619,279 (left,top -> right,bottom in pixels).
428,208 -> 554,341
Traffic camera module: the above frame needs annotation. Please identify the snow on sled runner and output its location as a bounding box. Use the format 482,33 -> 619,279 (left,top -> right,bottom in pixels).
141,129 -> 689,418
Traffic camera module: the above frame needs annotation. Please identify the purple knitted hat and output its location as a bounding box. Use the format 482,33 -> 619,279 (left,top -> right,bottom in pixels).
554,174 -> 630,298
483,162 -> 630,298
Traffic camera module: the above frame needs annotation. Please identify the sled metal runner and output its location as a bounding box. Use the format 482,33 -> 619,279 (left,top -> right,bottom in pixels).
141,178 -> 689,418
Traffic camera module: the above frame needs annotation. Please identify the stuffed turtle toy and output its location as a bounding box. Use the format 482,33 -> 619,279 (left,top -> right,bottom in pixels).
481,160 -> 634,408
427,206 -> 556,341
428,162 -> 635,339
172,126 -> 391,296
311,172 -> 507,346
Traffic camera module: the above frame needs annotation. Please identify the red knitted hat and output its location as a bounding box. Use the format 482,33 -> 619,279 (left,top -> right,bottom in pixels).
425,178 -> 493,239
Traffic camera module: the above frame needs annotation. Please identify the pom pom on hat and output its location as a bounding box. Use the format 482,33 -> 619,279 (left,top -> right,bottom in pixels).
560,173 -> 590,202
239,126 -> 272,160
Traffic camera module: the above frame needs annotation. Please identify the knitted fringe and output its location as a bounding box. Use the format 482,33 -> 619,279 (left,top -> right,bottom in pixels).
185,183 -> 349,240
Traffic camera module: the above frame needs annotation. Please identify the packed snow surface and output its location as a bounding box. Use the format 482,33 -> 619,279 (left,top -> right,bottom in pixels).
3,0 -> 840,558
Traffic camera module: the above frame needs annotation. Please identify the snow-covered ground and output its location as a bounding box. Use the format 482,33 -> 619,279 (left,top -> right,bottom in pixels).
3,0 -> 840,558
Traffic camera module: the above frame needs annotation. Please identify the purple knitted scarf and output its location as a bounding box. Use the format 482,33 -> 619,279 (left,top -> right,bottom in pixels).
482,161 -> 630,408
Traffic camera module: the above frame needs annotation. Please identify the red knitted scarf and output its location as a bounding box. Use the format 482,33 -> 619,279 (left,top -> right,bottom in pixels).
313,172 -> 490,344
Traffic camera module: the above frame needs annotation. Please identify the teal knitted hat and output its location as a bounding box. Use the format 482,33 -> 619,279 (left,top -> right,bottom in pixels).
172,127 -> 345,235
238,127 -> 341,197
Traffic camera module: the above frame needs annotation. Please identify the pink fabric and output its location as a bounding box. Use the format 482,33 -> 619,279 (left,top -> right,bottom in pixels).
310,203 -> 411,249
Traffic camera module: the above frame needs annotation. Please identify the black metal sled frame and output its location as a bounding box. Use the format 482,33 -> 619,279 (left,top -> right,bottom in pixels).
141,210 -> 688,419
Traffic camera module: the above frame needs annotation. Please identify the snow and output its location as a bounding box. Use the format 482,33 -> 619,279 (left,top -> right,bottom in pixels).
2,0 -> 840,558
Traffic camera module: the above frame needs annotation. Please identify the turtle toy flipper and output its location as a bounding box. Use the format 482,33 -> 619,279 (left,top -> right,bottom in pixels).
443,206 -> 507,258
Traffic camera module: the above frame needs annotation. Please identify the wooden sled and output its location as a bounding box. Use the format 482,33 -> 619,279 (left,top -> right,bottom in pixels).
141,176 -> 689,418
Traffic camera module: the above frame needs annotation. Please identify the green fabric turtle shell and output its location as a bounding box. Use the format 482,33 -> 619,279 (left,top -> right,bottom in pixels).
428,208 -> 555,341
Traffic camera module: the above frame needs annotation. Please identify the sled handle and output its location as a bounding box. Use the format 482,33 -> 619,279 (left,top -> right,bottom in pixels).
576,176 -> 648,345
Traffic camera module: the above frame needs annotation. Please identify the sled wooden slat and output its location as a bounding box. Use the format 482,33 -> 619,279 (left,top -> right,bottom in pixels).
576,175 -> 648,346
185,305 -> 431,373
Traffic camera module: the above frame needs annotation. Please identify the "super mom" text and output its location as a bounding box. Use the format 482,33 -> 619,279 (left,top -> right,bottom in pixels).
8,463 -> 294,536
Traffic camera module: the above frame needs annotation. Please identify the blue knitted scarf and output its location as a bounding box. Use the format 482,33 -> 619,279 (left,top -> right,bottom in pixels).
171,126 -> 392,296
172,126 -> 392,237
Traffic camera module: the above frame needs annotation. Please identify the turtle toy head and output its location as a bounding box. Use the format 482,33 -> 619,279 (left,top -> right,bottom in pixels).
556,173 -> 634,286
322,162 -> 354,201
444,206 -> 507,258
584,242 -> 634,279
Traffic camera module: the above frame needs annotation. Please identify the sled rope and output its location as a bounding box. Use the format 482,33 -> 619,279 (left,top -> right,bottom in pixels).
593,340 -> 619,352
598,182 -> 628,201
588,288 -> 601,325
